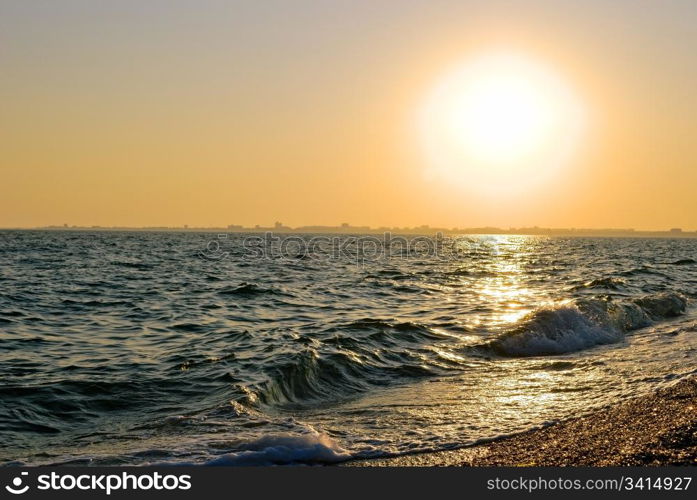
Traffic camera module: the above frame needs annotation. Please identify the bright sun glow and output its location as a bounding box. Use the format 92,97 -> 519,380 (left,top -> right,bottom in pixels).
419,52 -> 586,193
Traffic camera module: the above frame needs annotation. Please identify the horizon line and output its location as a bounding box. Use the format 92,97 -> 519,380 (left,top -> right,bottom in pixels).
2,224 -> 696,236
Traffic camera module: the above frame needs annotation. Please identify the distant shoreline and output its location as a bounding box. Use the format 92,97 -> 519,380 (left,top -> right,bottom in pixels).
344,376 -> 697,466
2,227 -> 697,238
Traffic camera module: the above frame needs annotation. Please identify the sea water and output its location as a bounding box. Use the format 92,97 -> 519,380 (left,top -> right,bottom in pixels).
1,231 -> 696,465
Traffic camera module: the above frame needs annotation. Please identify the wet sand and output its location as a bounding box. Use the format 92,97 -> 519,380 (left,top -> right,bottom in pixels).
345,377 -> 697,466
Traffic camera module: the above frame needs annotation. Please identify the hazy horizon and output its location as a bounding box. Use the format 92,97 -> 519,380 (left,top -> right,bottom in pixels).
2,0 -> 696,230
3,221 -> 695,233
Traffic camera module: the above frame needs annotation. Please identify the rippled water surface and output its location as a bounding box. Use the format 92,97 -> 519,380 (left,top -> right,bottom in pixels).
1,231 -> 696,465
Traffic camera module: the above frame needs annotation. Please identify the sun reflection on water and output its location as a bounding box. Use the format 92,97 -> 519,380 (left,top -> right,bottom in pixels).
455,235 -> 551,330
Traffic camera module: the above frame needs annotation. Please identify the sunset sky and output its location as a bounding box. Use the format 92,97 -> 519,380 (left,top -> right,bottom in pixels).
2,0 -> 696,230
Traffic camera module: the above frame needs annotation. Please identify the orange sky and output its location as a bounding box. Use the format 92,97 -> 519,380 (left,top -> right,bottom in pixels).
1,1 -> 696,230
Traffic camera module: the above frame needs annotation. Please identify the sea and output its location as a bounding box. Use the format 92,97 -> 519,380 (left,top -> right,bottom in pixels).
1,230 -> 696,465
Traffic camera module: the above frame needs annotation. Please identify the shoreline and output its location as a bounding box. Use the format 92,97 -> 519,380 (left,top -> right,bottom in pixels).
344,377 -> 697,466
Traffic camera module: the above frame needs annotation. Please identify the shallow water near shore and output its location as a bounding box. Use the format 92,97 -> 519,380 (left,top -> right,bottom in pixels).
1,231 -> 697,465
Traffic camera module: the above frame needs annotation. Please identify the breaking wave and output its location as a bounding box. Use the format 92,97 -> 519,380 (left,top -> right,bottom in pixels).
203,432 -> 351,466
479,292 -> 688,357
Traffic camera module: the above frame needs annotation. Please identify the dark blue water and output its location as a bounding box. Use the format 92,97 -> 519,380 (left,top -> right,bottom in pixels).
1,231 -> 696,465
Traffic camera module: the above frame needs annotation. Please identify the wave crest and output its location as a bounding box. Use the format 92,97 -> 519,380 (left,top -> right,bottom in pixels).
245,320 -> 454,407
217,283 -> 286,297
481,292 -> 687,357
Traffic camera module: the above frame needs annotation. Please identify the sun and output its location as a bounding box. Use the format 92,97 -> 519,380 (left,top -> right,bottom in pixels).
419,52 -> 586,193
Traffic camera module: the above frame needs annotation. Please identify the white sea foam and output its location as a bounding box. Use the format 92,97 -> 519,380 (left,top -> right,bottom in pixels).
484,292 -> 687,357
203,432 -> 351,466
488,306 -> 624,356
